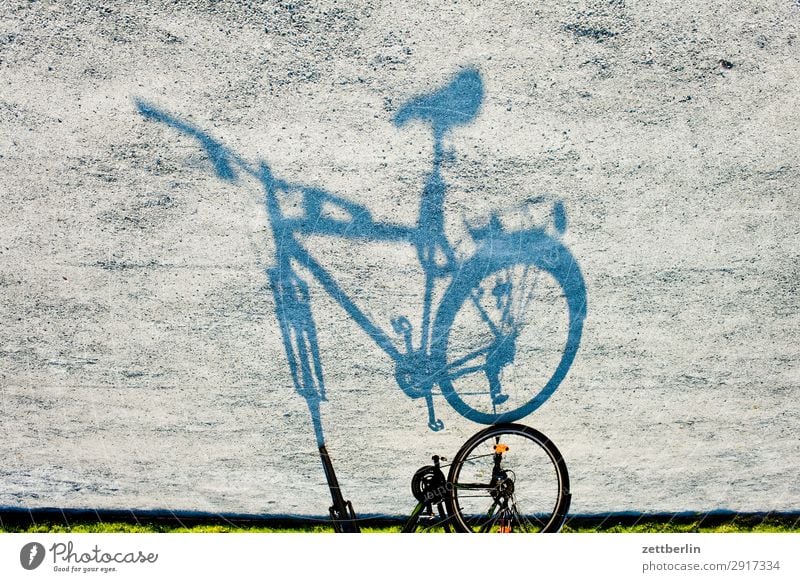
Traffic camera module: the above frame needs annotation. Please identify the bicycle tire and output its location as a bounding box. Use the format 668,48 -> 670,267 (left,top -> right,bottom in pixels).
432,229 -> 586,425
446,423 -> 570,533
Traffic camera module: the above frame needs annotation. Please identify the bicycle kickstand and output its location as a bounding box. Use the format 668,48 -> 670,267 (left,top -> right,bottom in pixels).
319,445 -> 361,533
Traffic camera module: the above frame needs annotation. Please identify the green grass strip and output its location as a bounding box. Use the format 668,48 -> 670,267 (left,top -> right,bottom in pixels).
2,516 -> 797,534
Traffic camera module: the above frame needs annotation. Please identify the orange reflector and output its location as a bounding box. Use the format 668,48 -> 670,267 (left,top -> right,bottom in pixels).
494,444 -> 509,453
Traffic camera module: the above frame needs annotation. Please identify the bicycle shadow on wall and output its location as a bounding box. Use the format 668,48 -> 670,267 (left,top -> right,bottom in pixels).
136,68 -> 587,531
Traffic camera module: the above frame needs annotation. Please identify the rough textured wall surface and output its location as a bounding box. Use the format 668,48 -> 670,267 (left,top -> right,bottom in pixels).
0,0 -> 798,516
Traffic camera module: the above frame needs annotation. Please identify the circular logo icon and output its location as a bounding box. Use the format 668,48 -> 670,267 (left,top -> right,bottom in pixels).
20,542 -> 46,570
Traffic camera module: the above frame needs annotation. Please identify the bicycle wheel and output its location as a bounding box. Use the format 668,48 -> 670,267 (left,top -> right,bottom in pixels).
433,230 -> 586,424
446,423 -> 570,533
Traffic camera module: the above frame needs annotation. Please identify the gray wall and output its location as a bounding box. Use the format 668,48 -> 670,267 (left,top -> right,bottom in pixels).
1,0 -> 797,516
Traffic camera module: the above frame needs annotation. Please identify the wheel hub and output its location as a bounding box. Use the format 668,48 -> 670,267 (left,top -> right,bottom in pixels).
491,471 -> 515,507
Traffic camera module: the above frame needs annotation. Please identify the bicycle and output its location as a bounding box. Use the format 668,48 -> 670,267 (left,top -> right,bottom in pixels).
402,423 -> 570,533
136,67 -> 586,533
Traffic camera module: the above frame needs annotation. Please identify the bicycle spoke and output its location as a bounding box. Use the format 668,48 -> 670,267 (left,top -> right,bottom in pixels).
478,504 -> 501,533
509,500 -> 542,532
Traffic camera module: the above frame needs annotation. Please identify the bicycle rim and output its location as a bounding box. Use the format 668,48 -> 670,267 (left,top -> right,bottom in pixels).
446,424 -> 570,533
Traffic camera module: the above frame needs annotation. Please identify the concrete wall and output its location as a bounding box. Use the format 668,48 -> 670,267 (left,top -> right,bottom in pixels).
1,0 -> 798,516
